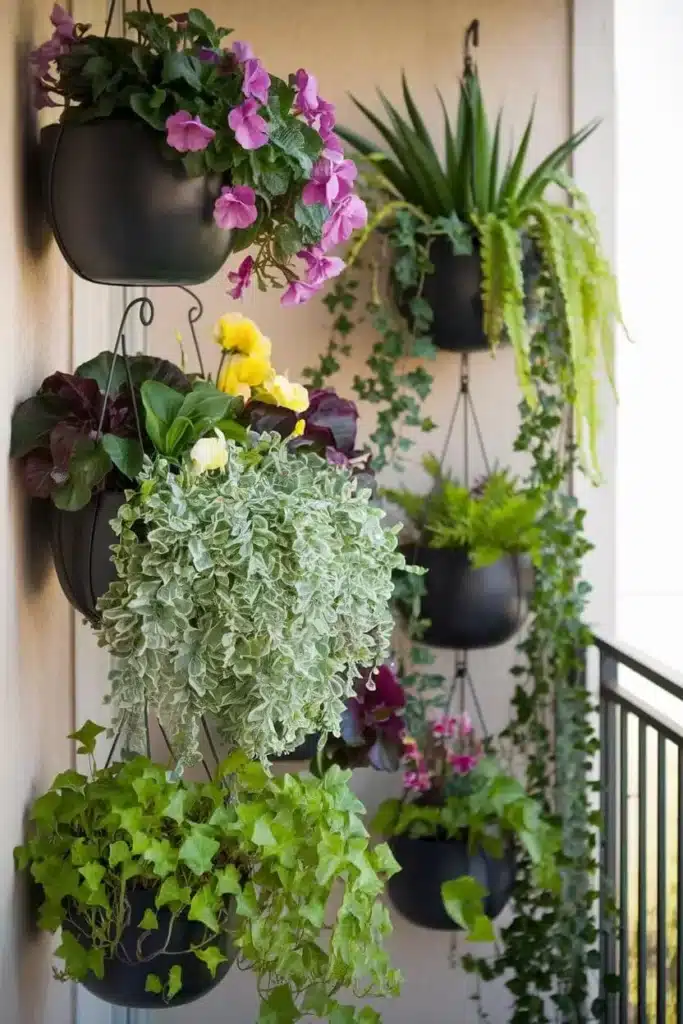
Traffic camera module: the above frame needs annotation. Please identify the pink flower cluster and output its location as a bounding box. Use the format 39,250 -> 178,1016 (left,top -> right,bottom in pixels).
162,50 -> 367,307
30,4 -> 77,109
402,712 -> 483,792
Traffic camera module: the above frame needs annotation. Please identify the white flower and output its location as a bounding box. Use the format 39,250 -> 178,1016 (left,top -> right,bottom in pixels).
190,431 -> 228,475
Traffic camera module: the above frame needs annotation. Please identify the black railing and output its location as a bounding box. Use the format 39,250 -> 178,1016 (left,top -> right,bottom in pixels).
597,634 -> 683,1023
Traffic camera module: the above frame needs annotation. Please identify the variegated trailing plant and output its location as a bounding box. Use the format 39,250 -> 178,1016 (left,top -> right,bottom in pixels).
305,34 -> 623,476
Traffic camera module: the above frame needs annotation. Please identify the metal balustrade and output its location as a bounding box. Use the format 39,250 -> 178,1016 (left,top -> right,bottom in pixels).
597,635 -> 683,1023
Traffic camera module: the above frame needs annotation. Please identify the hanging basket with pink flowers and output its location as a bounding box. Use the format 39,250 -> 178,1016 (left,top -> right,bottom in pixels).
33,4 -> 366,290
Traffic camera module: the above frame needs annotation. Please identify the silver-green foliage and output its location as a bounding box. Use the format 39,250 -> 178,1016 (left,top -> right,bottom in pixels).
96,435 -> 404,764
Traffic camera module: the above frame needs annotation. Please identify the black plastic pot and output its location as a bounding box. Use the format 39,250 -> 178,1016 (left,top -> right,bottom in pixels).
396,236 -> 538,352
41,119 -> 233,286
387,831 -> 516,931
66,886 -> 236,1008
51,490 -> 125,624
276,733 -> 320,762
400,545 -> 533,650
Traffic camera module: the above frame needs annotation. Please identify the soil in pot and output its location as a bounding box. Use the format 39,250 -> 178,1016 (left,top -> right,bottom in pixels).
396,235 -> 539,352
65,885 -> 237,1008
51,490 -> 125,624
387,829 -> 516,931
399,544 -> 533,650
41,119 -> 233,286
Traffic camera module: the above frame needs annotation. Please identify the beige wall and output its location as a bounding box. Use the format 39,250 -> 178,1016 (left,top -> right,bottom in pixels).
0,2 -> 75,1024
145,2 -> 572,1022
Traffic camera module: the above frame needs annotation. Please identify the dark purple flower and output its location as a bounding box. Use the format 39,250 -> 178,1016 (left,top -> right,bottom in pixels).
198,47 -> 220,63
335,664 -> 407,772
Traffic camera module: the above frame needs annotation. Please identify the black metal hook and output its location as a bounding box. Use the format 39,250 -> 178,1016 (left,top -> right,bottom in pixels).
104,0 -> 155,37
463,19 -> 480,75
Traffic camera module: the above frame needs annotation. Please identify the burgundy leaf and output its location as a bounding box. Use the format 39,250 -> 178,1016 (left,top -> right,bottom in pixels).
243,401 -> 297,439
50,422 -> 92,473
22,451 -> 56,498
303,388 -> 359,455
40,372 -> 103,423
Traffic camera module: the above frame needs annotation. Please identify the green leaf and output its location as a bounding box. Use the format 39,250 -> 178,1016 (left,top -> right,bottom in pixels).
10,394 -> 69,458
156,876 -> 192,910
145,973 -> 163,995
108,840 -> 130,869
53,442 -> 112,511
139,908 -> 159,930
188,884 -> 220,932
130,91 -> 167,131
294,200 -> 327,244
258,984 -> 300,1024
370,798 -> 401,835
79,862 -> 106,890
140,381 -> 185,453
162,51 -> 203,91
143,839 -> 177,878
167,964 -> 183,1000
164,416 -> 194,456
215,864 -> 241,896
101,435 -> 143,480
178,832 -> 220,876
68,721 -> 106,756
55,930 -> 90,981
187,7 -> 217,38
162,789 -> 187,825
217,751 -> 249,778
251,816 -> 276,847
441,876 -> 494,942
193,944 -> 228,978
52,770 -> 87,791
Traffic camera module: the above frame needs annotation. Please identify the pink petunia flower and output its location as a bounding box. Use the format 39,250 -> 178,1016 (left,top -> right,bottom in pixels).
449,752 -> 481,775
298,247 -> 345,287
322,131 -> 345,165
302,158 -> 357,208
213,185 -> 258,231
321,194 -> 368,251
280,280 -> 321,307
458,711 -> 474,736
50,3 -> 76,42
227,255 -> 254,299
165,110 -> 216,153
228,98 -> 269,150
242,58 -> 270,104
293,68 -> 319,118
232,40 -> 254,63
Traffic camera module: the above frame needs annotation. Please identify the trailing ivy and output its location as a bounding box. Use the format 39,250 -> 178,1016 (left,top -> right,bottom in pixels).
461,277 -> 609,1021
302,213 -> 438,472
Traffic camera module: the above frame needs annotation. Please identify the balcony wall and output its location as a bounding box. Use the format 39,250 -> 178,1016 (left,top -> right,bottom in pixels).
0,2 -> 75,1024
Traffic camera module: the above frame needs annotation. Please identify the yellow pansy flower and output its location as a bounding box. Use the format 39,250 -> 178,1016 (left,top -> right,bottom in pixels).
218,352 -> 272,400
290,419 -> 306,438
213,313 -> 272,361
258,373 -> 310,414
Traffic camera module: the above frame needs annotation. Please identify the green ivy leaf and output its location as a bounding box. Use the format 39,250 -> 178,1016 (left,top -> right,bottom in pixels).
178,832 -> 220,876
108,840 -> 130,869
193,944 -> 228,978
139,908 -> 159,931
188,884 -> 220,932
52,770 -> 87,791
156,876 -> 192,910
143,839 -> 177,878
162,789 -> 187,825
167,964 -> 183,1001
258,984 -> 300,1024
215,864 -> 241,896
145,973 -> 163,995
55,930 -> 90,981
79,862 -> 106,891
68,720 -> 106,756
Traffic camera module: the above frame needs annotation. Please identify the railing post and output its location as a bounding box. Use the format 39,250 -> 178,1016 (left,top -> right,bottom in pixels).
600,648 -> 619,1023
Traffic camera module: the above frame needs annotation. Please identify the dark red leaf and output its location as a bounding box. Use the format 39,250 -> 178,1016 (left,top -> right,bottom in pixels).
303,388 -> 359,455
243,401 -> 297,439
40,372 -> 103,423
50,423 -> 92,473
22,451 -> 56,498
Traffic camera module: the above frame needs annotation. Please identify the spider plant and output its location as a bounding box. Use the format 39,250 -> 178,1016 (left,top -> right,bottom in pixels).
338,68 -> 623,473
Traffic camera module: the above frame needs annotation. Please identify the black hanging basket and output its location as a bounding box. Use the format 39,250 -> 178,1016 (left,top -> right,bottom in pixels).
276,733 -> 320,762
387,830 -> 516,931
401,545 -> 533,650
66,886 -> 236,1009
396,236 -> 538,353
51,490 -> 124,624
41,118 -> 234,286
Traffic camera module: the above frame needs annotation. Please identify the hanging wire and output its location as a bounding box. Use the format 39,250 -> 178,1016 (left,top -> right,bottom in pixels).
105,0 -> 155,37
177,286 -> 207,379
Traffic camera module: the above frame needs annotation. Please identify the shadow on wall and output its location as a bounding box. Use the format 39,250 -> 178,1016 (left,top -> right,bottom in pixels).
16,16 -> 51,259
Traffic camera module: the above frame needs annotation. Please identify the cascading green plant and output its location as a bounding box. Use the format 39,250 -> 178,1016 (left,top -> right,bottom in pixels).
96,434 -> 406,765
15,722 -> 401,1021
315,59 -> 623,474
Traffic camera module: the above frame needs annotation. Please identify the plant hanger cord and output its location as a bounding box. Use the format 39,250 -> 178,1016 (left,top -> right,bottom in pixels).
103,705 -> 219,782
104,0 -> 155,38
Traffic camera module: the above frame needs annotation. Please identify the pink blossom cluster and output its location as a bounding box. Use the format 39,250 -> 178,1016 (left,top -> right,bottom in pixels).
165,55 -> 366,308
402,712 -> 483,792
30,5 -> 77,109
